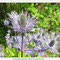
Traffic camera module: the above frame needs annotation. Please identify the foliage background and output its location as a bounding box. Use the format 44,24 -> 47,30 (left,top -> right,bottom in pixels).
0,3 -> 60,57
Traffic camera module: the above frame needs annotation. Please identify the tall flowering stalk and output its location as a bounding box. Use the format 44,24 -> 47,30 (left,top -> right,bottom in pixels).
4,11 -> 37,57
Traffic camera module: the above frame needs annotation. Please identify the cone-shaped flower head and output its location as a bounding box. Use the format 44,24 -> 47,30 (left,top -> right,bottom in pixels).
20,12 -> 26,27
4,11 -> 37,33
49,40 -> 55,47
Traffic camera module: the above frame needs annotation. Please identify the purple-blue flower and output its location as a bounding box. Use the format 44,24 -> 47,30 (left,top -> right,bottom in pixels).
4,11 -> 37,33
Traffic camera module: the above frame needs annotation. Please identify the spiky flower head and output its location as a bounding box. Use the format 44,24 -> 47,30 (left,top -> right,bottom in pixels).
4,11 -> 37,33
5,28 -> 60,57
23,28 -> 60,56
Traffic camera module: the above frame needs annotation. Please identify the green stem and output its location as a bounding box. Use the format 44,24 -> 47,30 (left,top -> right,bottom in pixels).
21,33 -> 24,57
15,31 -> 18,57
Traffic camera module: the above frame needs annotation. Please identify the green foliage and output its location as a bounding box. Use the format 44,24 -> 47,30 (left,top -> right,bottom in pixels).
4,48 -> 17,57
26,54 -> 31,57
30,42 -> 35,47
45,49 -> 58,57
18,51 -> 31,57
4,48 -> 31,57
18,51 -> 25,57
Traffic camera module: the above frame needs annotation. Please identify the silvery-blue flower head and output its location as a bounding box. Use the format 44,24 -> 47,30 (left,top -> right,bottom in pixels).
4,11 -> 37,33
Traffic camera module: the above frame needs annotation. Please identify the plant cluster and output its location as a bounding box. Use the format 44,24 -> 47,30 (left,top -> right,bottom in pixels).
3,11 -> 60,57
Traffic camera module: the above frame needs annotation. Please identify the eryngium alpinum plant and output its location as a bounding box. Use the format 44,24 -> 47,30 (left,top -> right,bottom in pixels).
4,11 -> 60,57
4,11 -> 37,33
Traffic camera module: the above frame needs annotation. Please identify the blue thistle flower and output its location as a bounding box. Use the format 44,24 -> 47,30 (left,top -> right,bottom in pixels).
4,11 -> 37,33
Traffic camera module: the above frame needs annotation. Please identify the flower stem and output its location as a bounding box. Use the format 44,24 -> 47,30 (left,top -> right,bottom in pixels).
21,33 -> 24,57
15,31 -> 18,57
